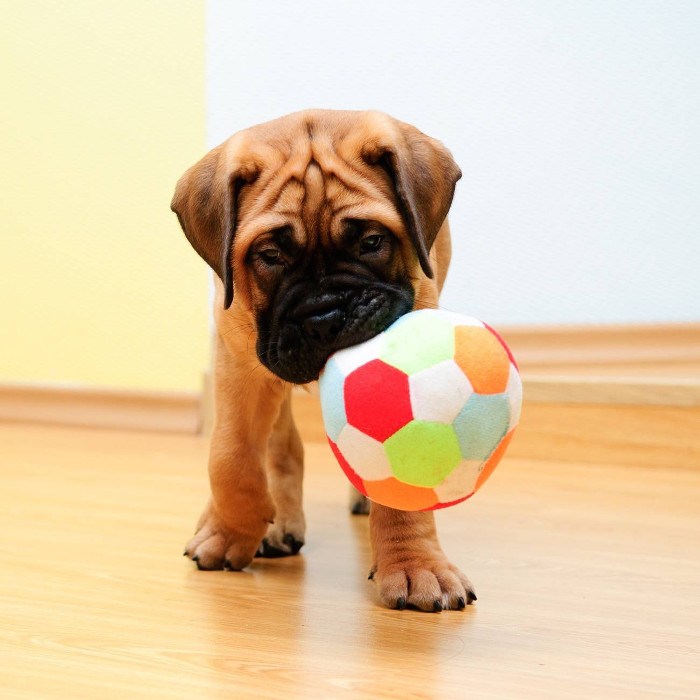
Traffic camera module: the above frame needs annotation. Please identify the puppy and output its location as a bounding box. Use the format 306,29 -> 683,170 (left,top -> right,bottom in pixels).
172,110 -> 476,611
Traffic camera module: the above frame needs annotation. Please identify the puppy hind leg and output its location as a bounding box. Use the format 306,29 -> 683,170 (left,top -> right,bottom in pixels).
349,486 -> 371,515
256,391 -> 307,557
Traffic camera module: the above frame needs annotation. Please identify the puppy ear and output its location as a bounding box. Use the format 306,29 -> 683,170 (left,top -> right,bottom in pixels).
362,120 -> 461,279
171,144 -> 257,309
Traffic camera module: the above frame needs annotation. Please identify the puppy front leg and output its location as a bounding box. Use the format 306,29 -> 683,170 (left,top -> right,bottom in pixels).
369,504 -> 477,611
185,335 -> 285,571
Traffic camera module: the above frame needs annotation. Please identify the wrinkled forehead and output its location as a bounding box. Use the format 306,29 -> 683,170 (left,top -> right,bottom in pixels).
236,133 -> 403,248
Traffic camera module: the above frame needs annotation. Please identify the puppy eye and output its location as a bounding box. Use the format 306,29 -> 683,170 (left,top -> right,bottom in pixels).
259,248 -> 282,264
359,234 -> 384,253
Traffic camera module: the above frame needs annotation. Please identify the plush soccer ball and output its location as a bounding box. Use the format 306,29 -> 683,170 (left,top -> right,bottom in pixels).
319,309 -> 522,511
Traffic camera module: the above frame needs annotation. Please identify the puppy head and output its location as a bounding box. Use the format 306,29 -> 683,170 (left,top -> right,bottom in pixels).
171,110 -> 461,384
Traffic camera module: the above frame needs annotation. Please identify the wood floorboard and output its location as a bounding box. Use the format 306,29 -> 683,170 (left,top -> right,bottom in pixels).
1,422 -> 699,699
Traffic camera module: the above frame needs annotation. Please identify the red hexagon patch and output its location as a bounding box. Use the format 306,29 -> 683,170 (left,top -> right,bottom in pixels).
344,359 -> 413,442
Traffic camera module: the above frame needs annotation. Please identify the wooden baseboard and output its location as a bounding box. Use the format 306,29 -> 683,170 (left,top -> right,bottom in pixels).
498,322 -> 700,377
0,383 -> 202,434
3,381 -> 698,469
4,323 -> 698,448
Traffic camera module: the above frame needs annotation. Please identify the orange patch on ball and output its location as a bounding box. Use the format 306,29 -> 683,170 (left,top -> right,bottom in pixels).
474,429 -> 516,492
364,477 -> 439,511
454,326 -> 510,394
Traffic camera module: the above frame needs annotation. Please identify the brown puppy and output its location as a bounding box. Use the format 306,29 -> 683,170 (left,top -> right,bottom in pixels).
172,110 -> 476,611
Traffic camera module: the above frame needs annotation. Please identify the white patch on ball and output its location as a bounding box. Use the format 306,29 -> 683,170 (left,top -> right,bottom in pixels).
336,424 -> 393,481
433,458 -> 483,503
408,359 -> 473,424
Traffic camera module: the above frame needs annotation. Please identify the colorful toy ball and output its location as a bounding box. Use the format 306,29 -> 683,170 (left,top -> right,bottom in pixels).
319,310 -> 522,511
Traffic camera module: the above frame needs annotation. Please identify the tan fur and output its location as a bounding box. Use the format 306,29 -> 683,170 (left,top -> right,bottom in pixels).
174,110 -> 474,610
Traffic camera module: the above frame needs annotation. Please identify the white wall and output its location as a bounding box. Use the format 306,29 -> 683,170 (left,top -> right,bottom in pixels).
207,0 -> 700,326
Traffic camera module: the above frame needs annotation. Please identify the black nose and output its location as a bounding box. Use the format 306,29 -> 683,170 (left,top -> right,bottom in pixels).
302,309 -> 345,344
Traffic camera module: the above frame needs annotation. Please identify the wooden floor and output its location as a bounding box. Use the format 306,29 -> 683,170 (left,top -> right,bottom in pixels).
2,420 -> 700,699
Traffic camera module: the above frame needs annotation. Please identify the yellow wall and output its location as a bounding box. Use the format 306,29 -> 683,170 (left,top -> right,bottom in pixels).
1,1 -> 209,392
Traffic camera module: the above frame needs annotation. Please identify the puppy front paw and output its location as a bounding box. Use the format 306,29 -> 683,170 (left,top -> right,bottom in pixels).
370,556 -> 476,612
184,504 -> 267,571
